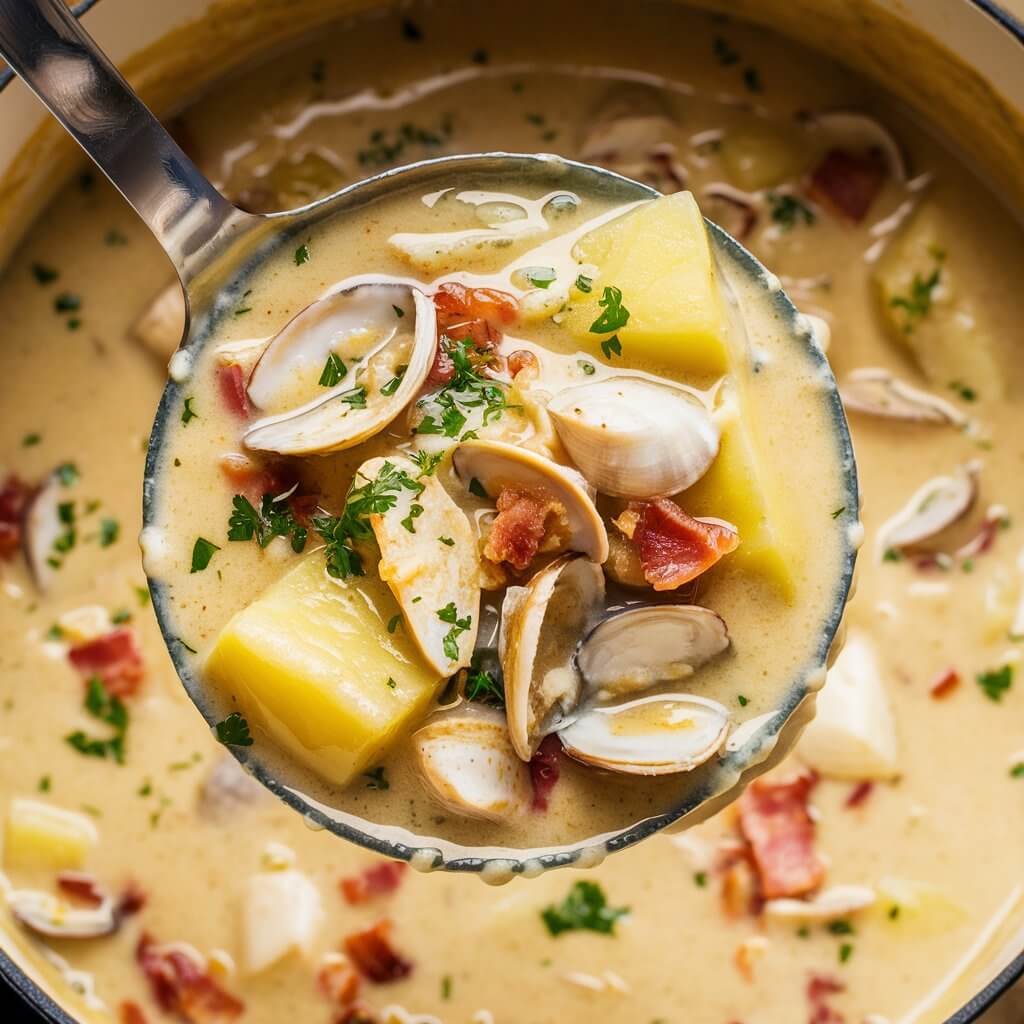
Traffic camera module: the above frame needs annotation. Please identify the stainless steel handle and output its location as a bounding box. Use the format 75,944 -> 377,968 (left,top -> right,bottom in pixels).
0,0 -> 251,288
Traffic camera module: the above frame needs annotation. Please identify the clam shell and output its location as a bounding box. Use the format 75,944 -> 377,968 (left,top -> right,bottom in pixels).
244,278 -> 436,455
577,604 -> 730,700
499,554 -> 605,760
876,460 -> 979,553
452,439 -> 609,562
558,693 -> 730,776
841,367 -> 965,425
23,470 -> 66,593
412,708 -> 532,822
9,888 -> 118,939
547,377 -> 719,499
807,111 -> 908,181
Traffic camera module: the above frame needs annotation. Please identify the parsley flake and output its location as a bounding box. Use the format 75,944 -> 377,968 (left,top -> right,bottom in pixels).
437,602 -> 472,662
294,243 -> 311,266
99,518 -> 120,548
190,536 -> 221,573
65,677 -> 129,764
182,396 -> 198,425
589,285 -> 630,335
768,193 -> 816,230
228,493 -> 308,553
976,665 -> 1013,702
319,352 -> 347,388
438,535 -> 455,546
387,614 -> 402,634
601,335 -> 623,359
215,712 -> 253,746
890,257 -> 944,334
541,881 -> 629,937
31,262 -> 59,285
575,274 -> 593,294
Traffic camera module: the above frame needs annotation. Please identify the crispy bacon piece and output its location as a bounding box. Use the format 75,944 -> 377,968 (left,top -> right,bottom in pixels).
339,861 -> 408,905
317,955 -> 361,1006
844,781 -> 874,809
929,667 -> 961,699
137,934 -> 244,1024
57,871 -> 105,907
807,974 -> 846,1024
343,919 -> 413,984
807,148 -> 886,223
120,1002 -> 149,1024
219,453 -> 284,498
0,474 -> 34,560
119,881 -> 148,917
68,627 -> 145,698
434,281 -> 518,335
484,486 -> 564,571
507,349 -> 539,380
738,771 -> 825,900
217,363 -> 251,419
529,734 -> 562,812
426,342 -> 457,386
628,499 -> 738,591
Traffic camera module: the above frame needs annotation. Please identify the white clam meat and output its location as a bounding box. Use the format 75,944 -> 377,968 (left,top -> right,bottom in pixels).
547,377 -> 719,499
841,367 -> 966,426
131,281 -> 185,361
412,708 -> 532,822
9,888 -> 118,939
764,884 -> 877,922
452,439 -> 609,563
362,455 -> 480,675
243,869 -> 323,974
558,693 -> 730,776
244,278 -> 436,455
499,554 -> 605,760
876,460 -> 979,553
577,604 -> 730,701
23,470 -> 67,593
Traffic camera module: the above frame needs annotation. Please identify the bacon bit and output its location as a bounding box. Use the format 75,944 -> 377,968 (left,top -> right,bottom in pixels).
844,781 -> 874,809
120,1001 -> 149,1024
57,871 -> 105,907
929,667 -> 961,699
630,499 -> 739,591
738,771 -> 825,901
434,281 -> 519,333
807,973 -> 846,1024
507,349 -> 539,380
218,453 -> 284,498
343,919 -> 413,984
0,474 -> 34,560
68,627 -> 145,698
529,734 -> 563,812
955,514 -> 1001,560
137,933 -> 244,1024
118,881 -> 148,917
484,486 -> 565,571
217,363 -> 251,419
807,148 -> 886,223
317,955 -> 361,1006
733,935 -> 770,982
720,856 -> 759,918
339,861 -> 408,905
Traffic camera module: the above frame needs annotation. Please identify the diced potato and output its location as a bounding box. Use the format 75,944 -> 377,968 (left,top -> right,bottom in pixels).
873,203 -> 1004,399
565,192 -> 729,375
243,869 -> 323,974
4,799 -> 99,870
57,605 -> 111,644
205,555 -> 443,785
796,632 -> 900,780
720,126 -> 806,191
874,876 -> 967,936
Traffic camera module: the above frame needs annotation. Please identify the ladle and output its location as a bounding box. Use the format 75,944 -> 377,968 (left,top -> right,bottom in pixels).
0,0 -> 858,879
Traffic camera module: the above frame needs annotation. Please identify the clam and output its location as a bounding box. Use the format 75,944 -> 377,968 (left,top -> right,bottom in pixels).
806,111 -> 908,181
499,555 -> 605,760
558,693 -> 730,776
412,708 -> 532,822
876,460 -> 979,553
23,470 -> 68,592
131,281 -> 185,361
9,888 -> 118,939
576,605 -> 730,701
764,884 -> 877,922
361,455 -> 480,675
840,368 -> 966,426
547,378 -> 719,499
452,439 -> 609,563
243,278 -> 436,455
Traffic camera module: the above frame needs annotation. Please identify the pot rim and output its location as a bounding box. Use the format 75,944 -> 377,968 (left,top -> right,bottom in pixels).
0,1 -> 1021,1021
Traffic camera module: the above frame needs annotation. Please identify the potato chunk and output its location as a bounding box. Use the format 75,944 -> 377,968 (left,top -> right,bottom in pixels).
4,799 -> 99,870
566,192 -> 728,375
205,555 -> 442,785
873,203 -> 1004,399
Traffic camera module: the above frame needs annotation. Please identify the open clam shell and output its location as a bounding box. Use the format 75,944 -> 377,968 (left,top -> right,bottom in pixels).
840,367 -> 966,426
412,707 -> 532,823
499,554 -> 605,760
547,377 -> 719,499
876,460 -> 979,553
9,889 -> 118,939
244,278 -> 436,455
452,439 -> 609,562
558,693 -> 730,776
577,604 -> 730,701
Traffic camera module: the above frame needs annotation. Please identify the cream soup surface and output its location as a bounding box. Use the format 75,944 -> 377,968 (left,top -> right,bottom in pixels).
0,4 -> 1022,1024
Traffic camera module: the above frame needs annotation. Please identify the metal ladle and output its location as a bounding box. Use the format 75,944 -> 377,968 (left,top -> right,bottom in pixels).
0,0 -> 857,878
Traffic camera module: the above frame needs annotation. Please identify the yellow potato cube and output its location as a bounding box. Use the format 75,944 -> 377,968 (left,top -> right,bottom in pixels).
4,799 -> 99,870
205,555 -> 442,786
720,127 -> 806,191
565,192 -> 728,375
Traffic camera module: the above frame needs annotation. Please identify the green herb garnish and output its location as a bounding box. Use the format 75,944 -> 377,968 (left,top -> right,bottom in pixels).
437,602 -> 472,662
65,677 -> 129,763
215,712 -> 253,747
31,263 -> 59,285
575,274 -> 593,293
55,462 -> 79,486
525,266 -> 557,290
54,292 -> 81,313
319,352 -> 347,388
228,493 -> 308,553
99,518 -> 119,548
976,665 -> 1013,702
600,335 -> 623,359
190,536 -> 221,573
401,502 -> 424,534
181,396 -> 198,425
438,535 -> 455,546
380,367 -> 407,396
294,243 -> 311,266
541,881 -> 629,937
768,193 -> 816,230
890,257 -> 944,334
589,285 -> 630,334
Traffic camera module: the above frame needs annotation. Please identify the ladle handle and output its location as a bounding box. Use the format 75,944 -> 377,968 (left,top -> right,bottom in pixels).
0,0 -> 251,288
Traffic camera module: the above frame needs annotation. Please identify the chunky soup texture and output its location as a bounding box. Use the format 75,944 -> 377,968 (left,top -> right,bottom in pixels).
0,4 -> 1022,1023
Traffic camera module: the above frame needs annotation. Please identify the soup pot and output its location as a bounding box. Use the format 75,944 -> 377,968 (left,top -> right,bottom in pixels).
0,1 -> 1022,1022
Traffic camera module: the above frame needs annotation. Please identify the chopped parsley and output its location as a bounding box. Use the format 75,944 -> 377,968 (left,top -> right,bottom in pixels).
578,359 -> 596,376
437,602 -> 472,662
393,304 -> 405,318
22,432 -> 41,447
294,243 -> 311,266
181,396 -> 198,425
827,919 -> 855,936
54,292 -> 81,313
890,256 -> 944,334
111,609 -> 132,625
48,500 -> 77,569
693,872 -> 708,888
575,274 -> 593,293
525,112 -> 545,126
228,493 -> 308,553
340,385 -> 368,408
38,775 -> 51,792
541,881 -> 629,937
882,547 -> 903,563
99,518 -> 120,548
464,658 -> 504,707
215,712 -> 253,747
357,118 -> 450,167
31,262 -> 59,285
888,904 -> 901,919
363,766 -> 389,790
831,506 -> 846,519
600,335 -> 623,359
65,677 -> 129,764
441,975 -> 453,1000
839,942 -> 854,964
409,450 -> 443,476
387,614 -> 402,634
105,228 -> 128,246
768,192 -> 816,230
310,59 -> 326,84
401,17 -> 422,41
524,266 -> 557,289
319,352 -> 347,387
400,502 -> 424,534
135,586 -> 151,607
1011,762 -> 1024,778
438,535 -> 455,546
55,461 -> 79,486
948,380 -> 977,402
386,676 -> 398,690
737,694 -> 749,707
976,664 -> 1013,702
380,367 -> 407,396
588,285 -> 630,335
190,536 -> 221,573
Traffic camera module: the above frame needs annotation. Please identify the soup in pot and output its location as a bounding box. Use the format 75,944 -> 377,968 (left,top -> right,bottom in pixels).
0,3 -> 1021,1023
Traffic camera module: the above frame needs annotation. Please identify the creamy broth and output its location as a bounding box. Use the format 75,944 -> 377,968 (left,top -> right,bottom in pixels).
0,3 -> 1022,1023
